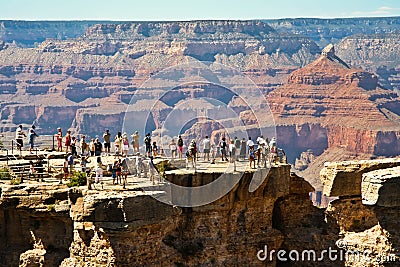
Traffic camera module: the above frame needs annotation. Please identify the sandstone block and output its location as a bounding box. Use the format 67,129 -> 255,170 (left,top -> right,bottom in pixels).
289,172 -> 314,195
321,158 -> 400,197
362,166 -> 400,207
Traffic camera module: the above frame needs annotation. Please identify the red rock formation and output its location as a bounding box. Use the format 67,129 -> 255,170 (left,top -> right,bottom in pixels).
267,46 -> 400,161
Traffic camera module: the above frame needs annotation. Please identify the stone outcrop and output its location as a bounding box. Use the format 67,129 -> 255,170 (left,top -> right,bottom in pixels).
321,157 -> 400,197
1,155 -> 400,266
0,163 -> 338,266
361,166 -> 400,207
294,149 -> 316,171
19,232 -> 46,267
322,157 -> 400,266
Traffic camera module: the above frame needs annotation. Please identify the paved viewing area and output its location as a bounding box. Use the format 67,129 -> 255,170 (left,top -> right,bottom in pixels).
0,149 -> 281,193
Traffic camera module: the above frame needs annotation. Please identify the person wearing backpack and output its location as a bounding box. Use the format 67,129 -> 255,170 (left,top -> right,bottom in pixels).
144,133 -> 152,157
177,135 -> 184,159
248,145 -> 256,169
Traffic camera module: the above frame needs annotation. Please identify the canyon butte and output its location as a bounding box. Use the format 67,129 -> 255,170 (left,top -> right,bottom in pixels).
0,18 -> 400,266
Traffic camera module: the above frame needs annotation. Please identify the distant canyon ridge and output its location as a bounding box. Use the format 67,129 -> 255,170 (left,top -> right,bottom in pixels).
0,18 -> 400,190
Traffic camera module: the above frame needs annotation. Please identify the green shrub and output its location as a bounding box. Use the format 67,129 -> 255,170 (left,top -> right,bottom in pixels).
0,167 -> 11,180
10,178 -> 21,185
156,161 -> 167,178
67,171 -> 87,187
155,160 -> 177,178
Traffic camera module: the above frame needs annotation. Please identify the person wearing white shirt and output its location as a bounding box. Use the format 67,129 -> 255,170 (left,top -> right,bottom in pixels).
256,135 -> 266,145
15,125 -> 26,152
202,136 -> 211,161
246,137 -> 255,161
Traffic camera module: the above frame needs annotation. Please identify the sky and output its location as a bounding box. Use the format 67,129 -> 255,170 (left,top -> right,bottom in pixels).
1,0 -> 400,21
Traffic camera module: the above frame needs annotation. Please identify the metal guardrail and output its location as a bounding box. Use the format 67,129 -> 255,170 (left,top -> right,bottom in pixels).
0,134 -> 56,154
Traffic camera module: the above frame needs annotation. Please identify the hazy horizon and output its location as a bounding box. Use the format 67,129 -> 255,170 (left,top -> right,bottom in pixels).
1,0 -> 400,21
1,15 -> 400,22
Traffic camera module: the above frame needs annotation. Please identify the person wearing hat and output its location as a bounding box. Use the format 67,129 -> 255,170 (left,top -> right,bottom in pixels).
131,130 -> 140,154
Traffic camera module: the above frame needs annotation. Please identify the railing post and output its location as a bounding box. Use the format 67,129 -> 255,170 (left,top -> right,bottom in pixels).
52,135 -> 55,151
11,139 -> 14,154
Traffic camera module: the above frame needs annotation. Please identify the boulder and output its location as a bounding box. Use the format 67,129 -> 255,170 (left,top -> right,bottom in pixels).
321,158 -> 400,197
362,166 -> 400,207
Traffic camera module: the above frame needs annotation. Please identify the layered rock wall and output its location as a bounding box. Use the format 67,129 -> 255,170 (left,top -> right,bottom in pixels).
321,157 -> 400,266
0,164 -> 335,266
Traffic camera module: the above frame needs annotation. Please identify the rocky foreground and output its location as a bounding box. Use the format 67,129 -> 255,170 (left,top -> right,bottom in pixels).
0,157 -> 399,266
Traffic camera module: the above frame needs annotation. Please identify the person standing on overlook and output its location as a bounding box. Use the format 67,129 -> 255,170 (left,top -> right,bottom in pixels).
89,138 -> 95,157
131,131 -> 140,154
144,133 -> 152,157
114,131 -> 122,157
80,135 -> 88,156
28,125 -> 38,154
177,135 -> 184,159
201,136 -> 211,161
234,136 -> 241,161
169,138 -> 177,160
94,138 -> 103,156
219,137 -> 228,162
122,133 -> 130,156
103,129 -> 111,155
240,137 -> 246,160
55,127 -> 63,152
15,125 -> 26,152
65,130 -> 71,153
70,136 -> 77,156
246,137 -> 254,157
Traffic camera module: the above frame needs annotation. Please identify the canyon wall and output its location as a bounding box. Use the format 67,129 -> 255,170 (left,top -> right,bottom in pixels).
0,164 -> 341,267
2,156 -> 400,266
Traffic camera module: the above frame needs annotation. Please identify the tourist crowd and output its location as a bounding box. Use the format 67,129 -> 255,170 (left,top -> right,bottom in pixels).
13,125 -> 285,185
